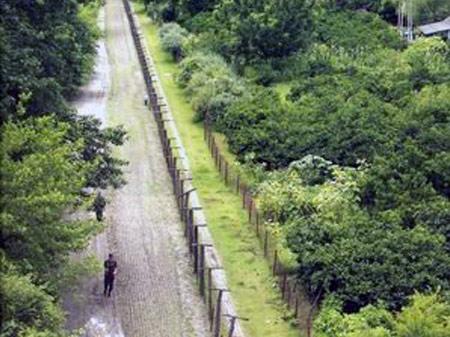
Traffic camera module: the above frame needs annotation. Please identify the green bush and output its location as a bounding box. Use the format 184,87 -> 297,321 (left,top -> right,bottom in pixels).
1,117 -> 101,274
314,292 -> 450,337
0,0 -> 98,121
221,87 -> 301,168
207,0 -> 314,64
315,10 -> 404,51
258,168 -> 450,311
159,22 -> 189,61
0,259 -> 64,337
176,52 -> 228,87
177,52 -> 244,122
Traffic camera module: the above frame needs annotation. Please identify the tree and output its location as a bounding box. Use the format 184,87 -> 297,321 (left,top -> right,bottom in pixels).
314,292 -> 450,337
210,0 -> 315,64
67,115 -> 127,189
177,52 -> 244,122
221,87 -> 304,168
258,168 -> 450,311
159,22 -> 189,61
412,0 -> 450,24
0,265 -> 64,337
0,117 -> 101,275
395,293 -> 450,337
0,0 -> 97,122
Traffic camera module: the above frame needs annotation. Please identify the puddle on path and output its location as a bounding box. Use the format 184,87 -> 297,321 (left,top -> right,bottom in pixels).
83,315 -> 125,337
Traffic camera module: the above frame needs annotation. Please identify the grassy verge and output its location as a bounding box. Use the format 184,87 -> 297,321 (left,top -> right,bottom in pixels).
134,4 -> 302,337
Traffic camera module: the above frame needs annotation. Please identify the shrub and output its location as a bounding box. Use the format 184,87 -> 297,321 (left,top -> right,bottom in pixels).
314,292 -> 450,337
0,269 -> 64,336
176,52 -> 228,87
177,52 -> 244,122
289,155 -> 334,185
188,69 -> 243,122
315,10 -> 404,51
159,23 -> 189,61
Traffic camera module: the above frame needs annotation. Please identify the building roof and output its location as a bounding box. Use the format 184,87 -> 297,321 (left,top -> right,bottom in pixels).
418,17 -> 450,35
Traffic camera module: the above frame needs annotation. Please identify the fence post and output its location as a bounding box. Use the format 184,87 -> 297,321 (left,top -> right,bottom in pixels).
286,282 -> 292,309
224,161 -> 229,185
193,224 -> 207,274
177,188 -> 196,251
273,250 -> 278,276
264,230 -> 269,257
242,187 -> 246,209
224,314 -> 249,337
212,289 -> 230,337
281,273 -> 288,300
207,267 -> 223,330
175,169 -> 181,197
199,243 -> 212,297
208,129 -> 212,152
256,211 -> 260,237
171,156 -> 178,191
187,207 -> 202,237
214,144 -> 219,168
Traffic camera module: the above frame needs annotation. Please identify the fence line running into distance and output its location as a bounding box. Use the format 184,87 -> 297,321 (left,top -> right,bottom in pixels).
202,123 -> 315,334
123,0 -> 317,334
122,1 -> 246,336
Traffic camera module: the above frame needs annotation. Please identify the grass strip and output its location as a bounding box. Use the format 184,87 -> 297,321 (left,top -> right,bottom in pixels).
134,4 -> 302,337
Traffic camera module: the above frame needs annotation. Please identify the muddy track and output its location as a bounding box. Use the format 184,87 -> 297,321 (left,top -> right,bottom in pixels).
65,1 -> 210,336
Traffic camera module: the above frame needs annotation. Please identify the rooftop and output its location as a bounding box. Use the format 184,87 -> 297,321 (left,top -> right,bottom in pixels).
418,16 -> 450,35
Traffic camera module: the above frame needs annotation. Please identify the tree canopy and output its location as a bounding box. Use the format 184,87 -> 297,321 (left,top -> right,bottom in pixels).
146,0 -> 450,331
0,1 -> 124,336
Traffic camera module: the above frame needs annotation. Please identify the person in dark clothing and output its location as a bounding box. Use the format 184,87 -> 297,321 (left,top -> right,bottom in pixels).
104,253 -> 117,297
93,192 -> 106,222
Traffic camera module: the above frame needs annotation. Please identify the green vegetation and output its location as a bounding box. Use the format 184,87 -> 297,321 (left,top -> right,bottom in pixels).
159,22 -> 189,60
135,6 -> 302,337
140,0 -> 450,335
2,0 -> 448,335
259,165 -> 449,311
0,1 -> 125,336
314,292 -> 450,337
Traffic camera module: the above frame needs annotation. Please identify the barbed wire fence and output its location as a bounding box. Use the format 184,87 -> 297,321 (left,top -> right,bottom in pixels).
122,0 -> 317,334
203,122 -> 313,333
122,1 -> 247,336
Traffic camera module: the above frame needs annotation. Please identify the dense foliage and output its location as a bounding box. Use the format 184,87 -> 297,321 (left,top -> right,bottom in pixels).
207,0 -> 315,64
145,0 -> 450,333
177,52 -> 244,122
315,292 -> 450,337
258,166 -> 449,311
159,22 -> 189,60
0,0 -> 96,121
0,1 -> 124,336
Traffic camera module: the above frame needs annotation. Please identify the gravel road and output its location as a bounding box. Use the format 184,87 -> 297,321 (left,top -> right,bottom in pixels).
64,1 -> 210,336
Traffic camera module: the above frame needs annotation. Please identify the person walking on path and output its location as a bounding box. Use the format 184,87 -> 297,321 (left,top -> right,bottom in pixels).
93,192 -> 106,222
104,253 -> 118,297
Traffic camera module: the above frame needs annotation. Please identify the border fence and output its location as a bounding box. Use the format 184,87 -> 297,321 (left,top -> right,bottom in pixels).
122,0 -> 317,334
122,1 -> 247,336
203,124 -> 314,334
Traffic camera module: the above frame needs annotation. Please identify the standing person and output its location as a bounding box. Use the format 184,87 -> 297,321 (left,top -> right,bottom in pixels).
93,192 -> 106,222
103,253 -> 117,297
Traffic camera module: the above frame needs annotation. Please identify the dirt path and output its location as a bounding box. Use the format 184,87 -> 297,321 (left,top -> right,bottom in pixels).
65,1 -> 210,336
